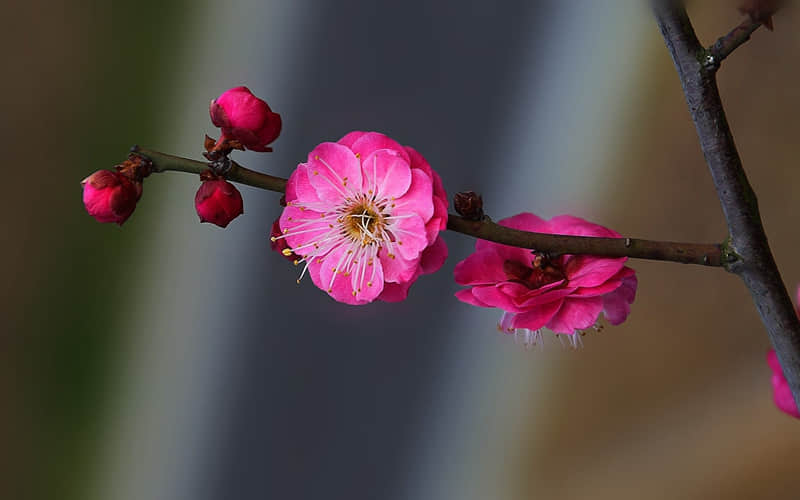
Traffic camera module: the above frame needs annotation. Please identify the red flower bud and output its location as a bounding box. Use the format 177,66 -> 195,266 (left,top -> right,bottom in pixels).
194,179 -> 244,228
210,86 -> 282,152
81,170 -> 140,225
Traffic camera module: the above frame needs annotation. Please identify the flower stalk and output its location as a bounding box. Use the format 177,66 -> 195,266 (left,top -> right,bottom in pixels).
131,146 -> 726,267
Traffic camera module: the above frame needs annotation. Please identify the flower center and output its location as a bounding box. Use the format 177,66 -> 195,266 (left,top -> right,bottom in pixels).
342,200 -> 386,245
503,252 -> 565,289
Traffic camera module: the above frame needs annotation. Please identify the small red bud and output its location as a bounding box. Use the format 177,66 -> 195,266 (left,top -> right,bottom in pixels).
194,179 -> 244,228
210,86 -> 282,152
81,170 -> 140,225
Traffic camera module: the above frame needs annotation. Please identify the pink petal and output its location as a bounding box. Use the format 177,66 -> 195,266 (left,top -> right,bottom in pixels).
546,296 -> 604,334
772,372 -> 800,418
455,288 -> 491,308
564,255 -> 626,288
378,281 -> 413,302
285,162 -> 319,204
337,130 -> 368,148
571,278 -> 623,297
471,286 -> 527,313
453,251 -> 508,285
497,213 -> 549,232
514,285 -> 577,309
317,245 -> 384,305
602,269 -> 637,325
419,235 -> 448,275
360,149 -> 412,200
389,213 -> 429,261
349,132 -> 410,164
511,299 -> 563,331
546,214 -> 622,238
767,349 -> 782,373
279,206 -> 329,253
392,169 -> 434,224
379,249 -> 419,283
306,142 -> 362,204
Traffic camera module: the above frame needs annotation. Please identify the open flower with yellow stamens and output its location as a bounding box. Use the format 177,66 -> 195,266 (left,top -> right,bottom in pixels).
274,131 -> 448,305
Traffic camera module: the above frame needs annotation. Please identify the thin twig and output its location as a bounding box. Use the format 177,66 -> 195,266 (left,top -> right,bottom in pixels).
132,146 -> 725,267
652,0 -> 800,408
708,18 -> 763,65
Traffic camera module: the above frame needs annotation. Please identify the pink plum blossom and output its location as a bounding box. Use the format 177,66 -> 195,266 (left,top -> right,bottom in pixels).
454,213 -> 637,347
274,131 -> 448,305
765,285 -> 800,418
210,86 -> 282,152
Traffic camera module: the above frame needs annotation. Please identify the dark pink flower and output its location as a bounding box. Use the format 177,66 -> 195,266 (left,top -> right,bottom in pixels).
81,169 -> 141,225
274,131 -> 448,305
210,86 -> 282,152
454,213 -> 637,347
765,285 -> 800,418
767,349 -> 800,418
195,179 -> 244,228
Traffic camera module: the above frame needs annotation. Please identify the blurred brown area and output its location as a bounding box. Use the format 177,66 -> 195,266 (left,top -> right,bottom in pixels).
512,5 -> 800,500
0,2 -> 192,499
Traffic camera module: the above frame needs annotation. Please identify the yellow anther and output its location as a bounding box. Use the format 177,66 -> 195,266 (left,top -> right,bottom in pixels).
270,236 -> 277,242
314,155 -> 320,160
367,282 -> 373,287
281,248 -> 293,256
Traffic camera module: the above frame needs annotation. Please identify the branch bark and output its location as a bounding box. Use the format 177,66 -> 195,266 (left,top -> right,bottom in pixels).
652,1 -> 800,407
132,146 -> 725,267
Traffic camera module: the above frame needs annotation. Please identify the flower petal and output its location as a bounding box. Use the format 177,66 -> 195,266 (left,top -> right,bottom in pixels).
455,288 -> 491,308
545,296 -> 604,334
564,255 -> 627,288
360,149 -> 412,200
350,132 -> 410,163
306,142 -> 362,204
602,268 -> 637,325
511,299 -> 563,331
453,251 -> 508,285
392,168 -> 434,224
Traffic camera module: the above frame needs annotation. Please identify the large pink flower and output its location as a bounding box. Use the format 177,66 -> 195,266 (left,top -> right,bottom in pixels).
765,285 -> 800,419
275,131 -> 448,305
454,213 -> 637,347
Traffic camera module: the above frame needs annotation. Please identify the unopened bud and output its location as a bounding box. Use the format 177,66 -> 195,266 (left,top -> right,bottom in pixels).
194,179 -> 244,228
81,170 -> 141,225
453,191 -> 484,221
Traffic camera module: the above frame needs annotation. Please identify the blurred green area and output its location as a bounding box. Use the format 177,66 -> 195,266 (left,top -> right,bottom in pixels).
4,2 -> 196,499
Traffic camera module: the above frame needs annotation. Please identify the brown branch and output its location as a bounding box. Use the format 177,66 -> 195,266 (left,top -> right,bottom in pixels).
652,1 -> 800,408
708,17 -> 764,65
132,147 -> 725,267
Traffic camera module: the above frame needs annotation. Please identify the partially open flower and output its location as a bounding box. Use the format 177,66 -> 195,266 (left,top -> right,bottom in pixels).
275,131 -> 448,305
765,285 -> 800,418
210,86 -> 282,152
454,213 -> 637,347
195,179 -> 244,228
81,170 -> 141,225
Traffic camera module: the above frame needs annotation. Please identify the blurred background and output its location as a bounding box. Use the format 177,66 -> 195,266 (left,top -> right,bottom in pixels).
6,1 -> 800,499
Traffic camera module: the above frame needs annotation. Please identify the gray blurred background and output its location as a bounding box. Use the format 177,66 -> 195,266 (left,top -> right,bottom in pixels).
5,1 -> 800,499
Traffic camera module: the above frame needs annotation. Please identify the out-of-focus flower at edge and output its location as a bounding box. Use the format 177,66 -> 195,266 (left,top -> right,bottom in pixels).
195,178 -> 244,228
766,350 -> 800,418
454,213 -> 637,348
765,285 -> 800,418
81,169 -> 141,225
274,131 -> 448,305
210,86 -> 282,152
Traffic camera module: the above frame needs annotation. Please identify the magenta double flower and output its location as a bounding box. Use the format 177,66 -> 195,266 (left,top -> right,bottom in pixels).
455,213 -> 637,346
276,131 -> 448,304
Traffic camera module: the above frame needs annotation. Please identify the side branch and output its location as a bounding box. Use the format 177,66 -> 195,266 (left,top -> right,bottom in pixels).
653,1 -> 800,408
132,146 -> 725,267
709,17 -> 764,64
